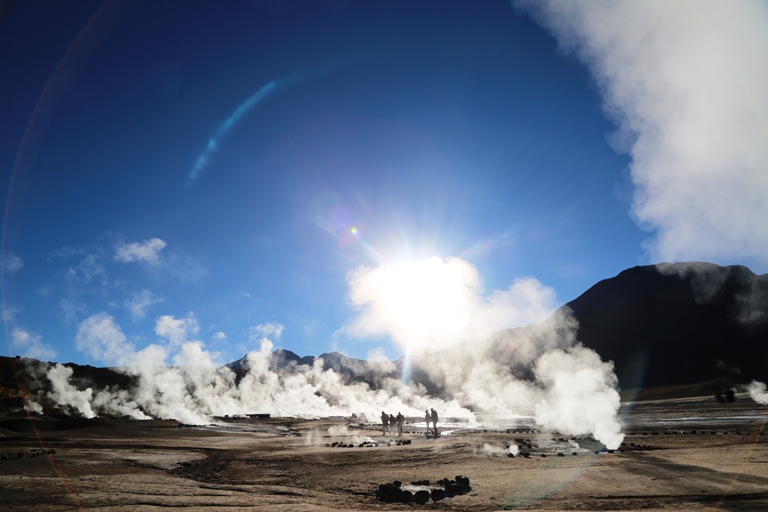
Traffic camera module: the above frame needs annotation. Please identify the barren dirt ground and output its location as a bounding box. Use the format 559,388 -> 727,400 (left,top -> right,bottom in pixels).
1,400 -> 767,511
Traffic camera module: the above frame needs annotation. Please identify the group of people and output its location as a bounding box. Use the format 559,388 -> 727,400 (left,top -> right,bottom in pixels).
426,408 -> 438,436
379,408 -> 439,437
380,411 -> 404,436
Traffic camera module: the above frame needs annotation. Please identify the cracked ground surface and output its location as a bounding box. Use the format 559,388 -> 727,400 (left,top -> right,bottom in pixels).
1,400 -> 767,511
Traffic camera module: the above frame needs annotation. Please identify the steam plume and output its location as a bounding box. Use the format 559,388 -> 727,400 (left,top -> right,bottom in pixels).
344,257 -> 624,449
42,314 -> 473,427
747,380 -> 768,405
36,257 -> 624,449
516,0 -> 768,266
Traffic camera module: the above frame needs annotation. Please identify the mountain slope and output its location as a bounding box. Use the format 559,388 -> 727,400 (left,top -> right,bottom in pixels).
566,262 -> 768,390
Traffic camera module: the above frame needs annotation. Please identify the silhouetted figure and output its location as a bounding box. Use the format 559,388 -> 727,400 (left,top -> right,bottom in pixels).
381,411 -> 389,436
389,413 -> 396,435
430,408 -> 438,436
396,412 -> 404,436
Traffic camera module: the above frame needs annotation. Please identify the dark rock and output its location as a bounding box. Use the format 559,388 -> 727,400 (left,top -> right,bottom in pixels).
431,489 -> 448,502
414,490 -> 430,504
447,483 -> 470,495
376,483 -> 413,504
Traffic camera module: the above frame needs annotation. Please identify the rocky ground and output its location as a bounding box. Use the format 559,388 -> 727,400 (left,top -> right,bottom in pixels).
1,398 -> 767,511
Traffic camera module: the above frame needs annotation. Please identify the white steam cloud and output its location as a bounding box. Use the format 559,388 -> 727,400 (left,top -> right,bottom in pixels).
39,257 -> 623,449
344,257 -> 624,449
517,0 -> 768,265
11,328 -> 56,360
44,314 -> 473,428
747,380 -> 768,405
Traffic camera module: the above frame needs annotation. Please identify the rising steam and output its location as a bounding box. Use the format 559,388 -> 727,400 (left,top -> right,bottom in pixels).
747,381 -> 768,405
344,257 -> 624,449
516,0 -> 768,266
32,256 -> 625,449
39,311 -> 473,426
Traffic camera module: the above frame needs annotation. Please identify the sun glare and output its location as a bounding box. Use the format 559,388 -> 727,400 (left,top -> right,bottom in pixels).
351,257 -> 481,351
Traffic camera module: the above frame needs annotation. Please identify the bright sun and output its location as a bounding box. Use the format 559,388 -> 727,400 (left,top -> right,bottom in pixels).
347,257 -> 482,351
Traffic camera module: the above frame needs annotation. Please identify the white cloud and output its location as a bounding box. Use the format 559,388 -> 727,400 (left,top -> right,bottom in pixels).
248,322 -> 284,343
162,251 -> 209,282
10,328 -> 56,360
517,0 -> 768,265
69,254 -> 108,286
59,298 -> 87,325
1,252 -> 23,274
76,313 -> 134,366
125,289 -> 164,320
115,238 -> 167,265
155,314 -> 200,347
3,306 -> 18,323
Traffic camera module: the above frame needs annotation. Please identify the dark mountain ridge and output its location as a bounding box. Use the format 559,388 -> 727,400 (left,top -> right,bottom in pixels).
565,262 -> 768,391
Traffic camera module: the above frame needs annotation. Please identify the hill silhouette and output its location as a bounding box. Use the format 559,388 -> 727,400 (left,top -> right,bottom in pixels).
566,262 -> 768,392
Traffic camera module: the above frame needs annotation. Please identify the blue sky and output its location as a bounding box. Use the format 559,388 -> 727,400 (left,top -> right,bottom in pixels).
2,1 -> 767,367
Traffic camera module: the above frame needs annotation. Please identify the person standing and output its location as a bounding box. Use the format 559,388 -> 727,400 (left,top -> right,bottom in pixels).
389,413 -> 396,436
425,410 -> 432,436
396,412 -> 404,436
381,411 -> 389,436
430,408 -> 439,437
